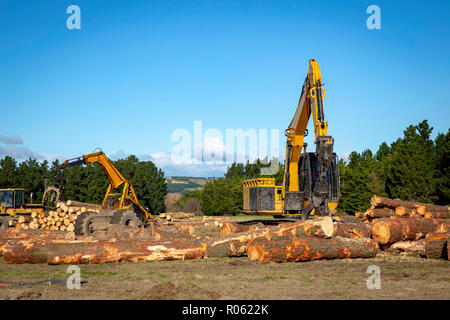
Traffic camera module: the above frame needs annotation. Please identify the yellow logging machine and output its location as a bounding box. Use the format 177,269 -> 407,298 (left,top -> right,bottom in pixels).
243,59 -> 340,220
43,151 -> 152,235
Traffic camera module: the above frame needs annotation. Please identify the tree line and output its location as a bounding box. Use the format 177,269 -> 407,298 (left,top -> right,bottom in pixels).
0,155 -> 168,214
1,120 -> 448,217
182,120 -> 449,216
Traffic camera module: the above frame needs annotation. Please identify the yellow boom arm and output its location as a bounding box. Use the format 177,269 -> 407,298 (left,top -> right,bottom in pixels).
283,59 -> 328,192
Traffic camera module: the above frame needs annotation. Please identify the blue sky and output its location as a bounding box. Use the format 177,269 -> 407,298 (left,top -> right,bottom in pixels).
1,0 -> 449,176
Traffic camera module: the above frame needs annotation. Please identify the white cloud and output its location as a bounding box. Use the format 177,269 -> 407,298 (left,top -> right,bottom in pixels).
0,135 -> 23,145
340,151 -> 350,162
109,150 -> 129,161
0,140 -> 45,161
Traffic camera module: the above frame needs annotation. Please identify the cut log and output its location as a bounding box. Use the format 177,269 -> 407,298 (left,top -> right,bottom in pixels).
367,208 -> 394,218
204,217 -> 335,258
3,239 -> 49,263
47,240 -> 204,265
355,212 -> 364,218
435,220 -> 450,233
416,204 -> 449,215
389,240 -> 425,254
371,195 -> 449,213
334,222 -> 373,239
247,236 -> 379,263
17,215 -> 31,224
220,222 -> 265,236
424,233 -> 448,259
424,211 -> 450,219
371,217 -> 443,244
395,206 -> 416,217
66,200 -> 102,210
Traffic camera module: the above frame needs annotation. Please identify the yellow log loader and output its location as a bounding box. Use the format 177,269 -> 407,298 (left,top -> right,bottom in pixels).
43,151 -> 153,235
243,59 -> 340,220
0,188 -> 45,230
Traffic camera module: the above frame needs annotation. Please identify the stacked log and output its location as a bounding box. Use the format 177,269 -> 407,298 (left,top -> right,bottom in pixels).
371,217 -> 444,244
333,221 -> 373,239
356,196 -> 449,223
366,208 -> 395,219
11,200 -> 100,232
370,195 -> 449,216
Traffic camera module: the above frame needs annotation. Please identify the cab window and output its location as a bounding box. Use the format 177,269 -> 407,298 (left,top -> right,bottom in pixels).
15,191 -> 24,207
0,191 -> 14,208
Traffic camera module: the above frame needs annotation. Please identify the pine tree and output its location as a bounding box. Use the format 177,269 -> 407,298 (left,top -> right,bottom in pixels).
0,156 -> 18,188
338,151 -> 373,213
386,120 -> 436,203
434,129 -> 450,204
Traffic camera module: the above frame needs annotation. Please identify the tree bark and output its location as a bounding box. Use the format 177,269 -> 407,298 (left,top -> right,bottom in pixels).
0,229 -> 71,240
371,217 -> 443,244
92,224 -> 194,241
2,239 -> 50,263
424,233 -> 448,259
247,236 -> 379,263
333,222 -> 373,239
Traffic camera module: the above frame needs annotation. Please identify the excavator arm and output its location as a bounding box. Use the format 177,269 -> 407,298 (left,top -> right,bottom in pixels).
57,152 -> 126,189
283,59 -> 336,219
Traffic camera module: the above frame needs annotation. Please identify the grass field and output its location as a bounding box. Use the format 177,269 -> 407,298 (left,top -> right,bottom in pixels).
1,253 -> 449,300
0,214 -> 448,300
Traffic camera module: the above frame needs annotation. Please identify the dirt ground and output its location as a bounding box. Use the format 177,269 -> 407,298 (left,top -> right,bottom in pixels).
0,252 -> 448,300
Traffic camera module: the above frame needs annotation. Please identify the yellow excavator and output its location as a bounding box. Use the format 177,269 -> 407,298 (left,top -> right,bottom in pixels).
43,151 -> 153,235
243,59 -> 339,220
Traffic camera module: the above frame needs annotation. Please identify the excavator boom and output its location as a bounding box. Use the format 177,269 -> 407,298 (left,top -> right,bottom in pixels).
59,152 -> 126,189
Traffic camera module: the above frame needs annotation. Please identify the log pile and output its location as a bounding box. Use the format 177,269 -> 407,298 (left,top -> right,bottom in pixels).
349,195 -> 449,260
363,195 -> 450,221
10,200 -> 100,232
1,195 -> 448,264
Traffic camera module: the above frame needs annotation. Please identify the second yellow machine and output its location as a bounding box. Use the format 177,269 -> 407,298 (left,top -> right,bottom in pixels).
44,151 -> 152,235
243,59 -> 340,219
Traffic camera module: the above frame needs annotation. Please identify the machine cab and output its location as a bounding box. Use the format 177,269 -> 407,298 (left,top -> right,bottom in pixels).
0,188 -> 25,209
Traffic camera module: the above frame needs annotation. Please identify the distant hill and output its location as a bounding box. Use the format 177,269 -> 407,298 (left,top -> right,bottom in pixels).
165,176 -> 209,194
